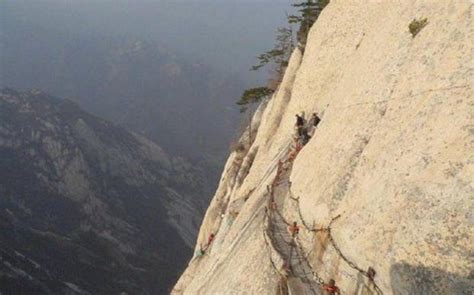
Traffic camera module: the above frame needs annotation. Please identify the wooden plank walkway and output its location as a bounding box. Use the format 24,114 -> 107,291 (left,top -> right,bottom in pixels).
265,149 -> 323,295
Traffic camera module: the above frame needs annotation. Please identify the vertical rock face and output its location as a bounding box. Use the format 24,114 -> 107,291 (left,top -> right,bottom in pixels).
174,1 -> 473,294
0,89 -> 207,294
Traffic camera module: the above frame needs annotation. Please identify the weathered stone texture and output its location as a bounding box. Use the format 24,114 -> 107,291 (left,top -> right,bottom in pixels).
174,1 -> 473,294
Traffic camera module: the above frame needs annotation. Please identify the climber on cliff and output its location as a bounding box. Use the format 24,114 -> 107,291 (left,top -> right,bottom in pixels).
207,233 -> 215,246
322,279 -> 341,295
196,233 -> 216,257
301,128 -> 311,145
196,246 -> 205,258
288,221 -> 300,238
367,267 -> 376,282
295,114 -> 305,136
308,112 -> 321,137
310,112 -> 321,128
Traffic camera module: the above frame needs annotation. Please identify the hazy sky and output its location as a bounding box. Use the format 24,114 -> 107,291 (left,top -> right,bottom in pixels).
1,0 -> 299,161
3,0 -> 295,76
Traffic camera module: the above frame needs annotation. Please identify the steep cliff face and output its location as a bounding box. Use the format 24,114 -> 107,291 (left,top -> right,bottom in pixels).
174,1 -> 473,294
0,89 -> 206,294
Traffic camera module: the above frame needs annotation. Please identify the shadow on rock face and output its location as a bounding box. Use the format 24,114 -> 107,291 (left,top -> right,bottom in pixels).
390,263 -> 474,295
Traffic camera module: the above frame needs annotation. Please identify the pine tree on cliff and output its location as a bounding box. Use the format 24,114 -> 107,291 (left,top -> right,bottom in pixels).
251,26 -> 294,81
288,0 -> 329,49
236,26 -> 293,112
236,1 -> 330,111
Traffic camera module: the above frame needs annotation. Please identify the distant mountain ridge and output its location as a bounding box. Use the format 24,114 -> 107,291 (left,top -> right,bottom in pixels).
0,88 -> 205,294
1,11 -> 242,164
174,1 -> 473,293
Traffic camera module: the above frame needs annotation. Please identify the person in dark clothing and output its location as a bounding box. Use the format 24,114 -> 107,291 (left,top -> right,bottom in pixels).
311,112 -> 321,127
367,267 -> 376,281
301,128 -> 311,145
307,112 -> 321,137
296,114 -> 304,127
295,114 -> 305,136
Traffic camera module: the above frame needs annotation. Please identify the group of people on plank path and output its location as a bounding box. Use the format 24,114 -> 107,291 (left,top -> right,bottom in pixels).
295,112 -> 320,147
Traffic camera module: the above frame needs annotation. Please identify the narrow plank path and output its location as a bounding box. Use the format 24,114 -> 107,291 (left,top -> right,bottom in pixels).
265,143 -> 323,295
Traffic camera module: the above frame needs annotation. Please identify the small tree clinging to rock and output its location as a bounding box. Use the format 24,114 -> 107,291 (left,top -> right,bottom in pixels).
237,26 -> 293,112
251,26 -> 294,80
236,87 -> 274,113
288,0 -> 329,49
409,18 -> 428,38
237,0 -> 329,112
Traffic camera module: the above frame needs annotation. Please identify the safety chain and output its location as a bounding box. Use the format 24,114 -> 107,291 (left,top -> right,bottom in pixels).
290,240 -> 323,295
272,210 -> 296,247
294,236 -> 326,286
293,197 -> 318,232
266,133 -> 384,294
268,142 -> 326,293
253,139 -> 293,194
327,225 -> 383,295
274,137 -> 382,293
269,189 -> 324,293
273,203 -> 292,226
267,137 -> 350,294
270,209 -> 321,295
262,224 -> 285,276
281,176 -> 382,292
287,191 -> 329,233
268,182 -> 293,228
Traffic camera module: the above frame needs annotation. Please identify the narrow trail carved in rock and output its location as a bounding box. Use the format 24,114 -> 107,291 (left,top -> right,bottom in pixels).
264,141 -> 324,294
263,137 -> 383,295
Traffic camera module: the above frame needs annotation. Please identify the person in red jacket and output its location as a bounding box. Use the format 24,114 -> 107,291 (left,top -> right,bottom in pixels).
322,279 -> 341,295
207,233 -> 215,245
288,221 -> 300,238
199,233 -> 216,255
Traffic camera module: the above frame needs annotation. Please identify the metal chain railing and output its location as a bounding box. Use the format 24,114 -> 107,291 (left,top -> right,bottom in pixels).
262,212 -> 285,277
263,211 -> 291,295
327,228 -> 364,273
295,236 -> 326,286
276,138 -> 383,294
266,143 -> 326,292
265,148 -> 326,294
237,132 -> 384,294
292,240 -> 321,295
273,203 -> 293,226
287,188 -> 330,234
326,226 -> 383,295
269,206 -> 323,295
272,210 -> 296,248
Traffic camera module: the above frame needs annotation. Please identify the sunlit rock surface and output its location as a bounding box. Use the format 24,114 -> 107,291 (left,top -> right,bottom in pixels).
174,1 -> 473,294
